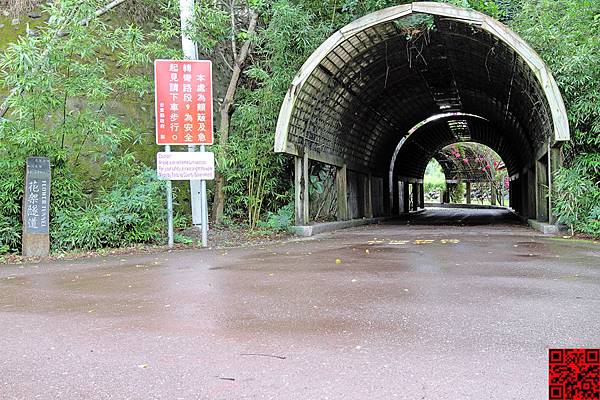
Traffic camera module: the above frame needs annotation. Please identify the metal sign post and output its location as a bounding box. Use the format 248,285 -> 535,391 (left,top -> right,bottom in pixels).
164,145 -> 174,248
154,57 -> 214,248
200,144 -> 208,246
179,0 -> 210,247
180,0 -> 203,235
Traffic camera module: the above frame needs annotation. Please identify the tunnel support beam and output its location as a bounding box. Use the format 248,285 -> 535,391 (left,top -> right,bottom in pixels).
402,182 -> 410,213
536,156 -> 549,222
419,183 -> 425,209
294,153 -> 310,226
383,176 -> 391,215
365,174 -> 374,218
336,164 -> 349,221
465,182 -> 471,204
393,180 -> 400,215
509,179 -> 516,211
490,182 -> 497,206
526,169 -> 536,219
412,183 -> 419,211
549,146 -> 563,225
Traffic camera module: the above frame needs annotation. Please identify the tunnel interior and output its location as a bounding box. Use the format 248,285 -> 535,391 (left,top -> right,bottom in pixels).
275,3 -> 569,227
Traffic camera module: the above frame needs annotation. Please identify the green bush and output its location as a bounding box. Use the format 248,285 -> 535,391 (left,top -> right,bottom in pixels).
51,169 -> 166,251
553,159 -> 600,236
258,202 -> 294,232
450,183 -> 466,204
0,160 -> 23,254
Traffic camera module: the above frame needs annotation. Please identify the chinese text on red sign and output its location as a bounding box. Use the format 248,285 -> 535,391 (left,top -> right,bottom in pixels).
154,60 -> 213,145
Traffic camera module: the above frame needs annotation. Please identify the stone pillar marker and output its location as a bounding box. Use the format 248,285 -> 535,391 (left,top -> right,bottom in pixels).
22,157 -> 51,257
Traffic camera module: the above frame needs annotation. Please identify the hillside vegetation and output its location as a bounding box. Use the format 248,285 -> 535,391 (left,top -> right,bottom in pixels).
0,0 -> 597,254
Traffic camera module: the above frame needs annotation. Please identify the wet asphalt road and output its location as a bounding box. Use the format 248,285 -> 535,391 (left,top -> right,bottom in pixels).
1,208 -> 599,399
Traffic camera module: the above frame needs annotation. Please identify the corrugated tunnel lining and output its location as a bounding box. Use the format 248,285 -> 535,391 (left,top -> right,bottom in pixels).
282,7 -> 560,179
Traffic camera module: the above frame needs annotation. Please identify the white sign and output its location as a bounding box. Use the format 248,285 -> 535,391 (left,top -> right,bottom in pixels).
157,152 -> 215,180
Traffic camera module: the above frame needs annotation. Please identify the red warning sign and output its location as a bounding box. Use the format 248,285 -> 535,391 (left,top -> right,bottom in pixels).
154,60 -> 213,145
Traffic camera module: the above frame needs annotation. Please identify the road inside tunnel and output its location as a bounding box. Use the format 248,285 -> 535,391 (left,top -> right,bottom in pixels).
390,206 -> 521,226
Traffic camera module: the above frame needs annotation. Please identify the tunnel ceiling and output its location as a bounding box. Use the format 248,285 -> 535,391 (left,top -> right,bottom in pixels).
275,2 -> 569,179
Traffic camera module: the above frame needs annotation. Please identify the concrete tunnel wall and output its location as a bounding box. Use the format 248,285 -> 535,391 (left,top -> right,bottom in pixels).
274,2 -> 570,227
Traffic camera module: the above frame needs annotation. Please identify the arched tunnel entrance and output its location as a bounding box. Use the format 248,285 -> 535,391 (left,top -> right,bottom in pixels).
422,141 -> 509,207
274,2 -> 570,228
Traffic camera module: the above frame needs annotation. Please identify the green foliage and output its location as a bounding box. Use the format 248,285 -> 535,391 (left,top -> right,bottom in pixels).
0,0 -> 179,253
174,233 -> 194,245
220,0 -> 332,228
424,159 -> 446,197
51,169 -> 166,251
258,202 -> 294,231
512,0 -> 599,146
440,0 -> 508,20
553,156 -> 600,236
450,183 -> 466,204
187,1 -> 230,52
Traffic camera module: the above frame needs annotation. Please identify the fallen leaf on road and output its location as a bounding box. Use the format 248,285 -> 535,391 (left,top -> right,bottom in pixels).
335,258 -> 342,264
138,364 -> 148,369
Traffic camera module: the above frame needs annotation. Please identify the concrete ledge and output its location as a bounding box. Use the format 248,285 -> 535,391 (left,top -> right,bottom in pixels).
292,217 -> 389,237
528,219 -> 561,235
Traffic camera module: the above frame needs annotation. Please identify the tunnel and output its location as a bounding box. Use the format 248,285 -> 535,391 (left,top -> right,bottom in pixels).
274,2 -> 570,228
